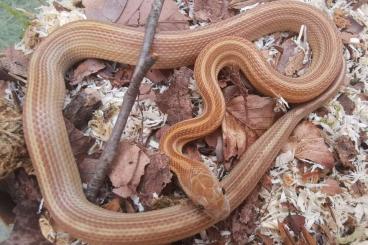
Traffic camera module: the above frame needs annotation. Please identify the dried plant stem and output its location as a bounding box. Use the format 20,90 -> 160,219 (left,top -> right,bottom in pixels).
85,0 -> 165,202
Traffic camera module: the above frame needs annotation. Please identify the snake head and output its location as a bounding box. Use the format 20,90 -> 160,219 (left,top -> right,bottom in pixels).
190,173 -> 230,220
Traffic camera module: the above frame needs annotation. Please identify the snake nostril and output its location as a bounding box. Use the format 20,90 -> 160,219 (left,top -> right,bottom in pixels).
222,187 -> 226,195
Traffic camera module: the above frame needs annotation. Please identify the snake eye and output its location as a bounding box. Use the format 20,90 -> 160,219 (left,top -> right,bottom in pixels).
222,187 -> 226,195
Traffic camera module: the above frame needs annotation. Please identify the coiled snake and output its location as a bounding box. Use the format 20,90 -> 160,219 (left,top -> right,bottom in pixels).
23,1 -> 345,244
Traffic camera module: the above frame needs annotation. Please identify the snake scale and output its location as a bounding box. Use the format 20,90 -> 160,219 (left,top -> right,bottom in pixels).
23,1 -> 345,244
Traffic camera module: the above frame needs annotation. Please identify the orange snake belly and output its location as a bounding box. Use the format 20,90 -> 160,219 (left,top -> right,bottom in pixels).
23,1 -> 345,244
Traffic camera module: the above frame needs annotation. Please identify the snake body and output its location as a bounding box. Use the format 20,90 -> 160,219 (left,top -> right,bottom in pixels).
23,1 -> 344,244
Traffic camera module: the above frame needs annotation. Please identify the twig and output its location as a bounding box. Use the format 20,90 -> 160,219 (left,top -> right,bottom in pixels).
85,0 -> 165,202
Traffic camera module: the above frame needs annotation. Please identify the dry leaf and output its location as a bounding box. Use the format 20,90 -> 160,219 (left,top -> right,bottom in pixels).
83,0 -> 128,22
278,221 -> 295,245
321,178 -> 343,196
64,119 -> 94,157
139,153 -> 172,197
284,51 -> 305,76
0,47 -> 29,78
64,88 -> 102,129
194,0 -> 234,22
138,153 -> 173,208
2,170 -> 50,245
335,135 -> 357,170
337,94 -> 355,115
112,65 -> 134,87
139,83 -> 156,101
275,38 -> 307,76
222,111 -> 248,162
282,121 -> 335,169
155,67 -> 193,125
351,180 -> 367,197
84,0 -> 189,31
231,187 -> 260,244
70,59 -> 106,85
109,141 -> 150,198
226,95 -> 277,136
284,215 -> 306,235
146,69 -> 171,84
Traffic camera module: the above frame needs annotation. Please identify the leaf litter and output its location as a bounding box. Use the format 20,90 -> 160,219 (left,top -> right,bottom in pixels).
0,0 -> 367,244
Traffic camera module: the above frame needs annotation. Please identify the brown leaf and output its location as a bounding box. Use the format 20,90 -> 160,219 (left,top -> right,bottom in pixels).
146,69 -> 171,84
278,221 -> 295,245
63,88 -> 102,129
83,0 -> 128,22
112,65 -> 134,87
276,38 -> 307,76
139,83 -> 156,101
226,95 -> 277,136
84,0 -> 189,31
335,135 -> 357,170
284,215 -> 306,235
0,47 -> 29,78
337,94 -> 355,115
194,0 -> 234,23
155,67 -> 193,125
284,50 -> 305,77
351,180 -> 367,197
109,141 -> 150,198
70,59 -> 106,85
231,187 -> 260,244
223,85 -> 242,102
64,119 -> 94,157
139,153 -> 172,197
321,178 -> 343,196
2,170 -> 50,245
222,111 -> 248,162
283,121 -> 335,169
